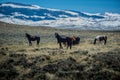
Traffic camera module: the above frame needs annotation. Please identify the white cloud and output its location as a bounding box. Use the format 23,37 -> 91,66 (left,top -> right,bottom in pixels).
0,3 -> 41,9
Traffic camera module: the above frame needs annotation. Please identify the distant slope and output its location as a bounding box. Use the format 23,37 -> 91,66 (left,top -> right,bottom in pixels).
0,2 -> 120,30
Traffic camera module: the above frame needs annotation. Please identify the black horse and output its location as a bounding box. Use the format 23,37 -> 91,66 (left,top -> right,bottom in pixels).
25,33 -> 40,46
94,35 -> 107,45
72,37 -> 80,45
55,33 -> 80,49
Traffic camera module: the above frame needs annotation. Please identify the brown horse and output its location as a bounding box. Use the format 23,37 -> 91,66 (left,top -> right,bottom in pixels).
63,36 -> 80,46
94,35 -> 107,45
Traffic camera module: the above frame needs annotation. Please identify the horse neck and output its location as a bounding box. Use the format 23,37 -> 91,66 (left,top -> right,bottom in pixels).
56,34 -> 62,42
26,34 -> 31,39
94,39 -> 97,44
56,34 -> 60,38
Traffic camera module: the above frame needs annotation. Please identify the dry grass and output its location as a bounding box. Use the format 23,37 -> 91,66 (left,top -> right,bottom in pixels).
0,22 -> 120,80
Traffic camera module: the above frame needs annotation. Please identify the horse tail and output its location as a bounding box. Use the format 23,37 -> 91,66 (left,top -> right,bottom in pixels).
94,39 -> 97,45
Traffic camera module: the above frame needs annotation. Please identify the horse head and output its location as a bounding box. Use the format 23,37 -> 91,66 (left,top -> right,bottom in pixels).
25,33 -> 28,37
25,33 -> 31,39
55,33 -> 59,38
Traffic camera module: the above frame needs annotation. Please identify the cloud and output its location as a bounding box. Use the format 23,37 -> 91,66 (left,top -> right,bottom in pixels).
0,3 -> 41,9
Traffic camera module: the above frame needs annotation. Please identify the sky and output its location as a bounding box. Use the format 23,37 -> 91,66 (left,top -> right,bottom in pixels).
0,0 -> 120,13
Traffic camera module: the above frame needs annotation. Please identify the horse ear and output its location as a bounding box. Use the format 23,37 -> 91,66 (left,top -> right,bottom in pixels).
25,32 -> 27,34
55,32 -> 57,35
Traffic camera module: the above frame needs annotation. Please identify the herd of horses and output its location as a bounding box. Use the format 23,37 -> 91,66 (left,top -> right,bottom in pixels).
25,33 -> 107,49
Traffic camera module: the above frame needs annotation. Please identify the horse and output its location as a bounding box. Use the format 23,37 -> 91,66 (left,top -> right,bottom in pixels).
94,35 -> 107,45
72,36 -> 80,45
55,33 -> 80,49
25,33 -> 40,46
63,36 -> 80,46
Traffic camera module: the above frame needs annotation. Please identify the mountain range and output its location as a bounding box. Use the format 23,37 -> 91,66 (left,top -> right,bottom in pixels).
0,2 -> 120,30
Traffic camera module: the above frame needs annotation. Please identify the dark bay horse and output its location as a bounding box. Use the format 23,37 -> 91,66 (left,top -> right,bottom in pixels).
25,33 -> 40,46
63,36 -> 80,46
94,35 -> 107,45
55,33 -> 80,49
72,36 -> 80,45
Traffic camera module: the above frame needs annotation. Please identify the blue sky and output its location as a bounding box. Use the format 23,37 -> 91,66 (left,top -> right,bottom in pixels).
0,0 -> 120,13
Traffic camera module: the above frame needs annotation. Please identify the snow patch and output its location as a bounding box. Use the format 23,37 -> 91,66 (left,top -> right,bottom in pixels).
12,12 -> 29,18
83,12 -> 101,16
30,15 -> 45,19
64,11 -> 79,15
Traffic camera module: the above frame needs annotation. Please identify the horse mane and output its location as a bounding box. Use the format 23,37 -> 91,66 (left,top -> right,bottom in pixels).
25,33 -> 29,37
55,33 -> 60,43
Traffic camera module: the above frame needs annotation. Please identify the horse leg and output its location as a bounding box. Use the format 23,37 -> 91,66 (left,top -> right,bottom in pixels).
69,44 -> 72,49
66,41 -> 69,49
104,39 -> 107,45
59,42 -> 63,49
67,43 -> 69,49
37,38 -> 40,46
66,41 -> 72,49
37,40 -> 39,46
29,41 -> 32,46
70,41 -> 72,49
104,37 -> 107,45
94,39 -> 97,45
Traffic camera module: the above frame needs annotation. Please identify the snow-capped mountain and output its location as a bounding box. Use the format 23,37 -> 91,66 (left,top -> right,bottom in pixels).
0,2 -> 120,30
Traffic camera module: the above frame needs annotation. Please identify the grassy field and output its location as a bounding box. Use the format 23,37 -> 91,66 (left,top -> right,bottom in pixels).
0,22 -> 120,80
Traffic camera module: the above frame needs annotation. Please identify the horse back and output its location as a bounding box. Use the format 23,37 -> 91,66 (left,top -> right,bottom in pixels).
30,36 -> 40,41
